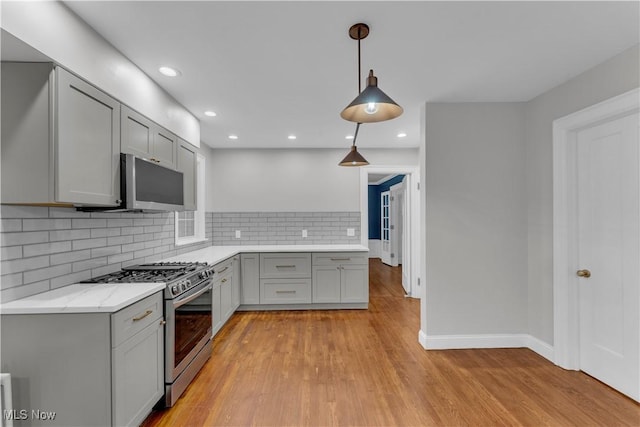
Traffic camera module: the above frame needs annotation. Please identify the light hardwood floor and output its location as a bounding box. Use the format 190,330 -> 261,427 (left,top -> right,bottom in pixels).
143,259 -> 639,426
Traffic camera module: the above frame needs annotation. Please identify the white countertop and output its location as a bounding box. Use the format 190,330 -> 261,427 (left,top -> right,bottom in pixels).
1,244 -> 368,315
0,282 -> 165,315
163,244 -> 369,265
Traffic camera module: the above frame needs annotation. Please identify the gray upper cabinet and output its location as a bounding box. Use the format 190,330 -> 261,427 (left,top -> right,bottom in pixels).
121,106 -> 153,158
177,138 -> 197,211
121,105 -> 177,169
1,63 -> 120,207
55,67 -> 121,206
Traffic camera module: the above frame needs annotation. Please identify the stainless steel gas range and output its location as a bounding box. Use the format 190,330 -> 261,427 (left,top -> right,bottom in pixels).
83,262 -> 215,406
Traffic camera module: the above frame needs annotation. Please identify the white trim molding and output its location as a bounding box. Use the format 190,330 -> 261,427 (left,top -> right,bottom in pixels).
552,88 -> 639,370
360,165 -> 421,298
420,333 -> 555,363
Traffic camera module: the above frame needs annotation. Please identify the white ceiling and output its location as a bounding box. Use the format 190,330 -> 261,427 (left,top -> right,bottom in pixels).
61,1 -> 639,149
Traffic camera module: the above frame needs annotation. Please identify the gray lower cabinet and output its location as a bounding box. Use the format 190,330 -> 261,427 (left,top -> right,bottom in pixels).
312,252 -> 369,303
259,253 -> 312,304
1,63 -> 120,206
231,256 -> 241,310
212,257 -> 235,336
0,292 -> 164,427
240,253 -> 260,305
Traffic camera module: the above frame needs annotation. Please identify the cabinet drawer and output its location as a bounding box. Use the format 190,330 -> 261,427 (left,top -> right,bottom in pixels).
260,278 -> 312,304
112,292 -> 163,347
260,253 -> 311,278
312,252 -> 368,266
214,257 -> 233,277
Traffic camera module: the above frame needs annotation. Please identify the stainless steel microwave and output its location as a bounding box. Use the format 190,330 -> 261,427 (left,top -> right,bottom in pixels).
120,153 -> 184,212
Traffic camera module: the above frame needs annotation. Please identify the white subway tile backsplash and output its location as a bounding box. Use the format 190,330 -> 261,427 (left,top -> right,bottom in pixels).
73,257 -> 108,273
50,229 -> 91,242
50,270 -> 91,290
1,205 -> 48,218
23,241 -> 72,257
72,238 -> 107,250
72,218 -> 107,229
1,219 -> 22,233
24,264 -> 72,284
22,219 -> 71,231
50,249 -> 92,265
0,208 -> 213,300
0,272 -> 23,289
1,255 -> 50,275
1,231 -> 49,247
1,208 -> 356,301
1,246 -> 23,261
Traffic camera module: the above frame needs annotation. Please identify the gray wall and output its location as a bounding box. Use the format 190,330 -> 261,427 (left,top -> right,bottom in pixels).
207,148 -> 419,212
525,44 -> 640,345
424,102 -> 527,335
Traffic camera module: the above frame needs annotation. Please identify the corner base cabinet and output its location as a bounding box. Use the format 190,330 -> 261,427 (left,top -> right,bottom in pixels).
0,293 -> 164,427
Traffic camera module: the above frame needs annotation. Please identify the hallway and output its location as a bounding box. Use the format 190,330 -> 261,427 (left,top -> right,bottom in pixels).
143,259 -> 639,426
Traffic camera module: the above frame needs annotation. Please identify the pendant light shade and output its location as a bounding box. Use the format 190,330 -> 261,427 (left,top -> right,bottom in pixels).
341,70 -> 403,123
339,145 -> 369,167
339,122 -> 369,167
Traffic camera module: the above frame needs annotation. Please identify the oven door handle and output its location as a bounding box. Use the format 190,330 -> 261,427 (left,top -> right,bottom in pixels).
173,283 -> 213,308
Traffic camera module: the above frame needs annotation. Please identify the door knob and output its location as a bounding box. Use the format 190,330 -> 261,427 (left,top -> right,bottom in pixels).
577,269 -> 591,278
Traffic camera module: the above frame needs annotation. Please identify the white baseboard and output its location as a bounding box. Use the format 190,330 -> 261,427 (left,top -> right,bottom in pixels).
524,335 -> 555,362
368,239 -> 381,258
420,333 -> 554,363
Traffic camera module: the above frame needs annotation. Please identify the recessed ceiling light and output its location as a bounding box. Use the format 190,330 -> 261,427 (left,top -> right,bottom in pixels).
204,111 -> 217,117
288,135 -> 297,140
397,132 -> 407,138
159,66 -> 180,77
228,134 -> 238,140
345,135 -> 354,140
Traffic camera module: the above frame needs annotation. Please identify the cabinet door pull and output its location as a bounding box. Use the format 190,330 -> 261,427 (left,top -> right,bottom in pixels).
276,265 -> 296,268
133,309 -> 153,321
221,278 -> 227,283
160,320 -> 166,325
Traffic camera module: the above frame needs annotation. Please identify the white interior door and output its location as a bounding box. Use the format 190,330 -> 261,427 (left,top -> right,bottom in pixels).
400,178 -> 410,293
389,184 -> 403,268
381,191 -> 391,265
576,112 -> 639,401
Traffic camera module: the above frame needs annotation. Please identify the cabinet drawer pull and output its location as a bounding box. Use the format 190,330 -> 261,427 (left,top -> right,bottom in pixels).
276,265 -> 296,268
275,290 -> 296,294
221,278 -> 227,283
160,320 -> 166,325
330,258 -> 351,261
217,266 -> 229,273
133,310 -> 153,321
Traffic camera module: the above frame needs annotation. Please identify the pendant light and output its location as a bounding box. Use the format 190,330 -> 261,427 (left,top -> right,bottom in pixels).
340,23 -> 403,124
339,123 -> 369,166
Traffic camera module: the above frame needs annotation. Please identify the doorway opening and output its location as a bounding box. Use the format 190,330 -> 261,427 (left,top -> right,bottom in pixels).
360,166 -> 420,299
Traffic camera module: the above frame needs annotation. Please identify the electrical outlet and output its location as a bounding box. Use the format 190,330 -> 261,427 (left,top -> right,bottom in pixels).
347,228 -> 355,237
235,230 -> 241,239
302,229 -> 308,238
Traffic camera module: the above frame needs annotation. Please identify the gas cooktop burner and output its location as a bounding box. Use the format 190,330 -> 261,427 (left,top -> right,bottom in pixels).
81,262 -> 209,284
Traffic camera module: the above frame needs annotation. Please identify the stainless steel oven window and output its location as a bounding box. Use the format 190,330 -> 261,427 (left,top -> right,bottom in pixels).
165,281 -> 212,381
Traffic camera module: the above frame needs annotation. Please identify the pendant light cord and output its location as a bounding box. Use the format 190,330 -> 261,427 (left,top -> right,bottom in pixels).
354,26 -> 362,147
357,26 -> 362,93
352,123 -> 360,147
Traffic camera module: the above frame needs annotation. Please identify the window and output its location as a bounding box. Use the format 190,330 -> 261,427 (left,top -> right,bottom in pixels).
175,153 -> 206,245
